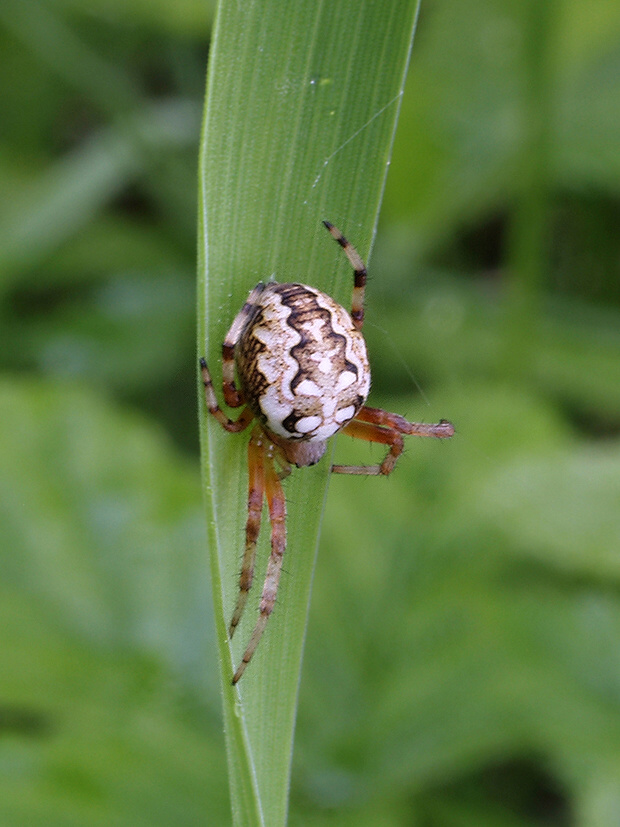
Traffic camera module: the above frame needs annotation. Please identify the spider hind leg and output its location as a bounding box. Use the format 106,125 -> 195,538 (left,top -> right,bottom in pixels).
200,358 -> 254,432
323,220 -> 367,330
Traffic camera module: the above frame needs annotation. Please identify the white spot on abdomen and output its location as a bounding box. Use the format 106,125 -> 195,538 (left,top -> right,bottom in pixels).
336,371 -> 356,390
335,405 -> 355,423
295,379 -> 322,396
296,415 -> 322,433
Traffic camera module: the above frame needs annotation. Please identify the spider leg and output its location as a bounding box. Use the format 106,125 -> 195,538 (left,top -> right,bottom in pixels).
274,452 -> 292,481
331,419 -> 403,476
356,406 -> 455,438
229,426 -> 265,638
323,220 -> 367,331
221,282 -> 268,407
200,358 -> 254,432
332,406 -> 454,476
232,442 -> 286,684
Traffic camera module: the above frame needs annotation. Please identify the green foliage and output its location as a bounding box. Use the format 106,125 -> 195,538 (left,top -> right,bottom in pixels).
198,2 -> 422,824
0,381 -> 227,825
1,0 -> 620,825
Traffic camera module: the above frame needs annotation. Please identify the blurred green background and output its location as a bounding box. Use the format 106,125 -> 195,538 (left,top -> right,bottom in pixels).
2,0 -> 620,825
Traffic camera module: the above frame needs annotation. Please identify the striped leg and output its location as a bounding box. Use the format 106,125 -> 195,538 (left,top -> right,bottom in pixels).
323,220 -> 367,330
332,406 -> 455,476
229,426 -> 265,638
219,282 -> 268,407
232,438 -> 287,685
200,286 -> 273,431
200,358 -> 254,432
200,281 -> 269,417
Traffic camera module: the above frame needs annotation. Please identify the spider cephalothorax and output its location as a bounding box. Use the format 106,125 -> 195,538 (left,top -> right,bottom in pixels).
200,221 -> 454,683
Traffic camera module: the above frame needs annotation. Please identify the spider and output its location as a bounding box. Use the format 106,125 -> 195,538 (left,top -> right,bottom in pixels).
200,220 -> 454,684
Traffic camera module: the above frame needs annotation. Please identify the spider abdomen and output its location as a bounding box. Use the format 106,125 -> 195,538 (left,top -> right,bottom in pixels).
236,282 -> 370,447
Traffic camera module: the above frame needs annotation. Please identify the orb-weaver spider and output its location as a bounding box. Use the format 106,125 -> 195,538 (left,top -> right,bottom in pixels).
200,221 -> 454,683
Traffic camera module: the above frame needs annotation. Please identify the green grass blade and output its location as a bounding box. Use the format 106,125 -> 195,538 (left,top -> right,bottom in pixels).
197,2 -> 421,824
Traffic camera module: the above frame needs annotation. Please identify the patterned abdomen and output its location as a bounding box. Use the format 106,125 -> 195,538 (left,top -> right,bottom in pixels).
236,283 -> 370,442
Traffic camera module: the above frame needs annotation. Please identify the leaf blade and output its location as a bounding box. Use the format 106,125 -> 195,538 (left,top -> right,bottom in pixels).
198,2 -> 422,824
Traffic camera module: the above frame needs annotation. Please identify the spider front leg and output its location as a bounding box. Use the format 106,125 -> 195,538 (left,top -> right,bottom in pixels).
232,430 -> 287,685
332,406 -> 455,476
228,426 -> 266,638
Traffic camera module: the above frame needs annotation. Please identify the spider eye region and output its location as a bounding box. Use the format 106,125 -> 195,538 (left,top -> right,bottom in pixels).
235,282 -> 370,449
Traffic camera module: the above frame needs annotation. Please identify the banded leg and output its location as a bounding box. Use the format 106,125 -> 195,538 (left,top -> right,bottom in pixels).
221,282 -> 268,407
200,357 -> 254,432
357,407 -> 455,439
229,426 -> 266,637
323,220 -> 367,330
232,443 -> 287,684
332,406 -> 455,476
